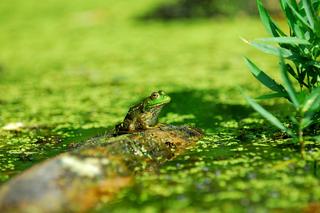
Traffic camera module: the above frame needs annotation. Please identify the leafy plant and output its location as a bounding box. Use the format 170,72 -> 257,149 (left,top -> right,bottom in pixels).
246,0 -> 320,94
243,0 -> 320,157
244,53 -> 320,157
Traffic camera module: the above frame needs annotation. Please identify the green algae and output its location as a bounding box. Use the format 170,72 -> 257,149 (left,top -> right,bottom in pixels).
0,0 -> 319,212
97,126 -> 320,212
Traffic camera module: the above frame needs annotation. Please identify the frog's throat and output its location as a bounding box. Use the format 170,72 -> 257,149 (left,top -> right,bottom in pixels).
144,101 -> 169,110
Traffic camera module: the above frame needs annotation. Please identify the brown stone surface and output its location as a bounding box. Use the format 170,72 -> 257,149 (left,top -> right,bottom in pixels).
0,125 -> 203,213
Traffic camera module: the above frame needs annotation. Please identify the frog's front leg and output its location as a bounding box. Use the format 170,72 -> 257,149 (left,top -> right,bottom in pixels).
140,120 -> 152,130
127,123 -> 136,132
137,116 -> 156,130
154,123 -> 166,128
140,122 -> 166,131
137,113 -> 152,130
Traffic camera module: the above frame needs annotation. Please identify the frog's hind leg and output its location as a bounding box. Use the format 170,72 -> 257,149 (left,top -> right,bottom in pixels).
115,122 -> 136,135
155,123 -> 167,128
140,121 -> 163,131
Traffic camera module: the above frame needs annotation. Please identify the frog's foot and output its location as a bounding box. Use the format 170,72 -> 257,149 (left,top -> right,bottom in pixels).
116,124 -> 165,135
143,123 -> 168,131
114,129 -> 136,135
155,123 -> 167,129
115,126 -> 148,135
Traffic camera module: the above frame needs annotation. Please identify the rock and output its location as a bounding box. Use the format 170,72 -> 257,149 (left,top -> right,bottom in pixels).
0,125 -> 203,213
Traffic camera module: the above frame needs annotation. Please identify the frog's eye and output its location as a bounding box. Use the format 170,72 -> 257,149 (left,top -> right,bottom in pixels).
150,92 -> 159,100
158,90 -> 165,95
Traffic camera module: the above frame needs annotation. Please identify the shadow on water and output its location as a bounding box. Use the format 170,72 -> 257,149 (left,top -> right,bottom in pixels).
162,89 -> 254,132
162,88 -> 306,158
138,0 -> 262,21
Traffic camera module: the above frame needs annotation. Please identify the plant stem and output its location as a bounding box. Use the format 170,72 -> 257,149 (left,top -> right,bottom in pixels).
298,110 -> 305,159
299,136 -> 305,159
314,160 -> 318,177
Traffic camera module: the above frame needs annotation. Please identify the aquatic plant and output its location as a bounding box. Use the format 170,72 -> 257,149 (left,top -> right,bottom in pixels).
244,0 -> 320,157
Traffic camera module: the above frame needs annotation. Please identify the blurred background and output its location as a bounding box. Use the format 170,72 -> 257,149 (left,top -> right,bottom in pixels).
0,0 -> 288,206
0,0 -> 281,127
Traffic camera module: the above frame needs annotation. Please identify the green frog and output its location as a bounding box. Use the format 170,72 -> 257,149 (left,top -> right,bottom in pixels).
115,90 -> 171,134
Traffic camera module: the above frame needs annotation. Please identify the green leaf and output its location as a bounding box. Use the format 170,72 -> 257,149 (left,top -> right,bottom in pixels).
286,64 -> 298,78
256,37 -> 310,45
279,52 -> 300,108
257,0 -> 286,37
286,1 -> 314,30
295,68 -> 307,84
302,0 -> 316,30
313,1 -> 320,13
302,87 -> 320,113
248,41 -> 293,57
286,0 -> 299,10
292,22 -> 306,38
280,0 -> 301,33
244,58 -> 286,94
301,117 -> 313,129
244,94 -> 294,136
256,93 -> 288,100
308,60 -> 320,68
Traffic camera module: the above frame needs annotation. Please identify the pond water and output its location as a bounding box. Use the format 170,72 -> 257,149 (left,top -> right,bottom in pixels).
0,0 -> 319,212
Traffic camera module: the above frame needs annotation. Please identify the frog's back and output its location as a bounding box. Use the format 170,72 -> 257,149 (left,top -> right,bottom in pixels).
124,104 -> 142,120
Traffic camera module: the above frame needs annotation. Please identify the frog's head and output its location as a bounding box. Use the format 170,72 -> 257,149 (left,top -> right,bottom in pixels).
143,90 -> 171,111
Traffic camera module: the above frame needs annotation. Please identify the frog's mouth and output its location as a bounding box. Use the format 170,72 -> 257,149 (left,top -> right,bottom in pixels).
146,96 -> 171,110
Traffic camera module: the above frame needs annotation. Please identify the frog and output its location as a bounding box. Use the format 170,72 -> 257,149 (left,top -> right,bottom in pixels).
115,90 -> 171,134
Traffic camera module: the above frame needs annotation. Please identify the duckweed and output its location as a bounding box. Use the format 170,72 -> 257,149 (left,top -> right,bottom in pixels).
0,0 -> 319,212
